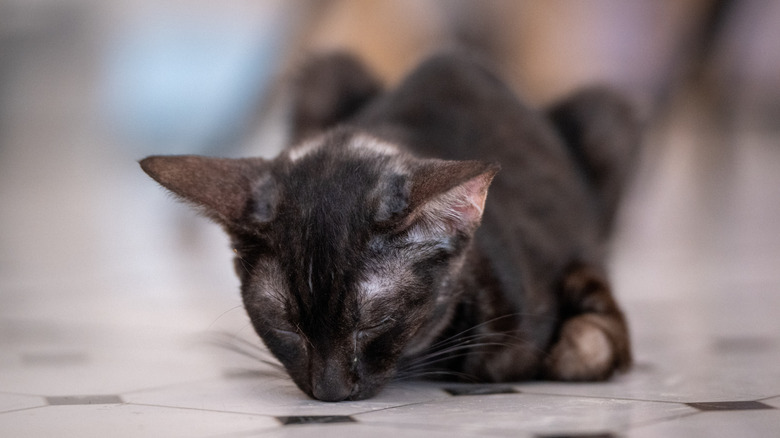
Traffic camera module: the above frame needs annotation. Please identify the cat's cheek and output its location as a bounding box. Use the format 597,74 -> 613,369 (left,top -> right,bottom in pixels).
349,342 -> 400,400
263,331 -> 309,378
359,330 -> 406,374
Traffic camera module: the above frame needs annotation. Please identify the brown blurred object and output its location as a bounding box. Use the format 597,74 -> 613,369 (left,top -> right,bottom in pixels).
302,0 -> 445,84
298,0 -> 714,111
499,0 -> 713,106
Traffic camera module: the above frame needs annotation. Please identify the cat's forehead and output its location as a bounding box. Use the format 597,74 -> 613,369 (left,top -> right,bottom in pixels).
273,132 -> 411,219
286,132 -> 402,163
267,133 -> 400,265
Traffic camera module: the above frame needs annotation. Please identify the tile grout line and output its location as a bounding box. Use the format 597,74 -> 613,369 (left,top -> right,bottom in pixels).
517,389 -> 698,406
622,397 -> 780,432
0,404 -> 50,416
350,397 -> 449,417
0,390 -> 50,399
125,401 -> 281,419
624,410 -> 704,431
756,394 -> 780,403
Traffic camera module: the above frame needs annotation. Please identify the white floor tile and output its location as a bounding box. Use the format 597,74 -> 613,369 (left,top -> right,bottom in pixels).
125,378 -> 450,417
519,342 -> 780,403
765,396 -> 780,409
0,404 -> 278,438
233,423 -> 489,438
0,331 -> 226,396
630,410 -> 780,438
356,392 -> 695,436
0,393 -> 46,414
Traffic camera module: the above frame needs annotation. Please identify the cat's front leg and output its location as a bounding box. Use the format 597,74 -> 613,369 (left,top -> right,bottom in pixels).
544,262 -> 632,381
290,53 -> 382,142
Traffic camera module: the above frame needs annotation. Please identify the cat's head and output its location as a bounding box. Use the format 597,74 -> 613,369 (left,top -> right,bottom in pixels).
140,128 -> 498,401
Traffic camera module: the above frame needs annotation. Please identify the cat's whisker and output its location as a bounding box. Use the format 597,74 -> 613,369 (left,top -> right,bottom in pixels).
402,341 -> 526,371
235,321 -> 259,338
410,330 -> 540,365
425,312 -> 533,350
401,329 -> 549,373
209,338 -> 265,362
425,330 -> 523,351
414,318 -> 552,368
207,305 -> 246,330
205,331 -> 286,372
221,332 -> 269,354
206,332 -> 263,358
394,369 -> 480,383
237,257 -> 255,276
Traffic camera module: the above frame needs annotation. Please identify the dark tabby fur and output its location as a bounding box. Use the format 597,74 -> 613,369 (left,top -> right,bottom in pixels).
140,51 -> 638,402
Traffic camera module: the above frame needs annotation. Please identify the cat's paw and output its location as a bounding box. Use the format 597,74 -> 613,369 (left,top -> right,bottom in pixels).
544,313 -> 630,381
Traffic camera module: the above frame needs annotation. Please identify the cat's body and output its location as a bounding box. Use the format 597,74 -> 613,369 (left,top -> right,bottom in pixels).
141,51 -> 637,401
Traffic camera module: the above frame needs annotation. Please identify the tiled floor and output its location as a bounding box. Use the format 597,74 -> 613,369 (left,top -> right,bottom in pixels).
2,8 -> 780,438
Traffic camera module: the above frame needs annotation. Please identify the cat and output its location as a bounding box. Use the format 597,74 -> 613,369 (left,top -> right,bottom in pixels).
140,50 -> 637,402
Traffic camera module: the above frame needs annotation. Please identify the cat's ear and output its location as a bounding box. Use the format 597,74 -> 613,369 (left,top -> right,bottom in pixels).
139,155 -> 275,227
400,160 -> 500,236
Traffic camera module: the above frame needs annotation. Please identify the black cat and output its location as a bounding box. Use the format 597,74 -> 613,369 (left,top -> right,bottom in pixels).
141,51 -> 637,402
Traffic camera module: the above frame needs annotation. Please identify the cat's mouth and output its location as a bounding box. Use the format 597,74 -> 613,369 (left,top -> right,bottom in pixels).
310,381 -> 354,402
310,380 -> 380,402
307,372 -> 387,402
312,385 -> 380,402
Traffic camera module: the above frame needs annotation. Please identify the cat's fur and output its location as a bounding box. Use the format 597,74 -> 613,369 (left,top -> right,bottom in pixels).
140,51 -> 637,402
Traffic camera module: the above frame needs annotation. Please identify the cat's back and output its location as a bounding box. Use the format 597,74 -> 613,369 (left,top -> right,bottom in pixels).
354,51 -> 568,165
354,51 -> 602,302
357,51 -> 596,222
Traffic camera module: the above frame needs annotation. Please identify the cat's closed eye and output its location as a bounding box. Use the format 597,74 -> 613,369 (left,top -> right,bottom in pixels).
357,317 -> 395,339
272,327 -> 301,339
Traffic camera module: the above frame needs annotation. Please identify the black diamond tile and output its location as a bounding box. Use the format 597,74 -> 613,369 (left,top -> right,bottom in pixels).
444,385 -> 519,396
686,401 -> 775,411
46,395 -> 123,405
276,415 -> 356,425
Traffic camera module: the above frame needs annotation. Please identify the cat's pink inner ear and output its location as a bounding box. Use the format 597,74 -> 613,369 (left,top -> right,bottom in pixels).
449,172 -> 494,226
407,160 -> 500,234
432,168 -> 497,232
140,155 -> 267,225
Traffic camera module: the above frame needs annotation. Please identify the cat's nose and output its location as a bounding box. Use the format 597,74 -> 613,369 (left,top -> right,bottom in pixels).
311,365 -> 353,402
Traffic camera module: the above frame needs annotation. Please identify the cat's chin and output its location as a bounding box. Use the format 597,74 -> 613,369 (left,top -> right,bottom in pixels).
306,386 -> 381,403
303,379 -> 385,402
346,385 -> 383,402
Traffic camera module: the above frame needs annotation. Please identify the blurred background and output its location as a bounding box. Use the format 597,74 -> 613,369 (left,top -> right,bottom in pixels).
1,0 -> 779,385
